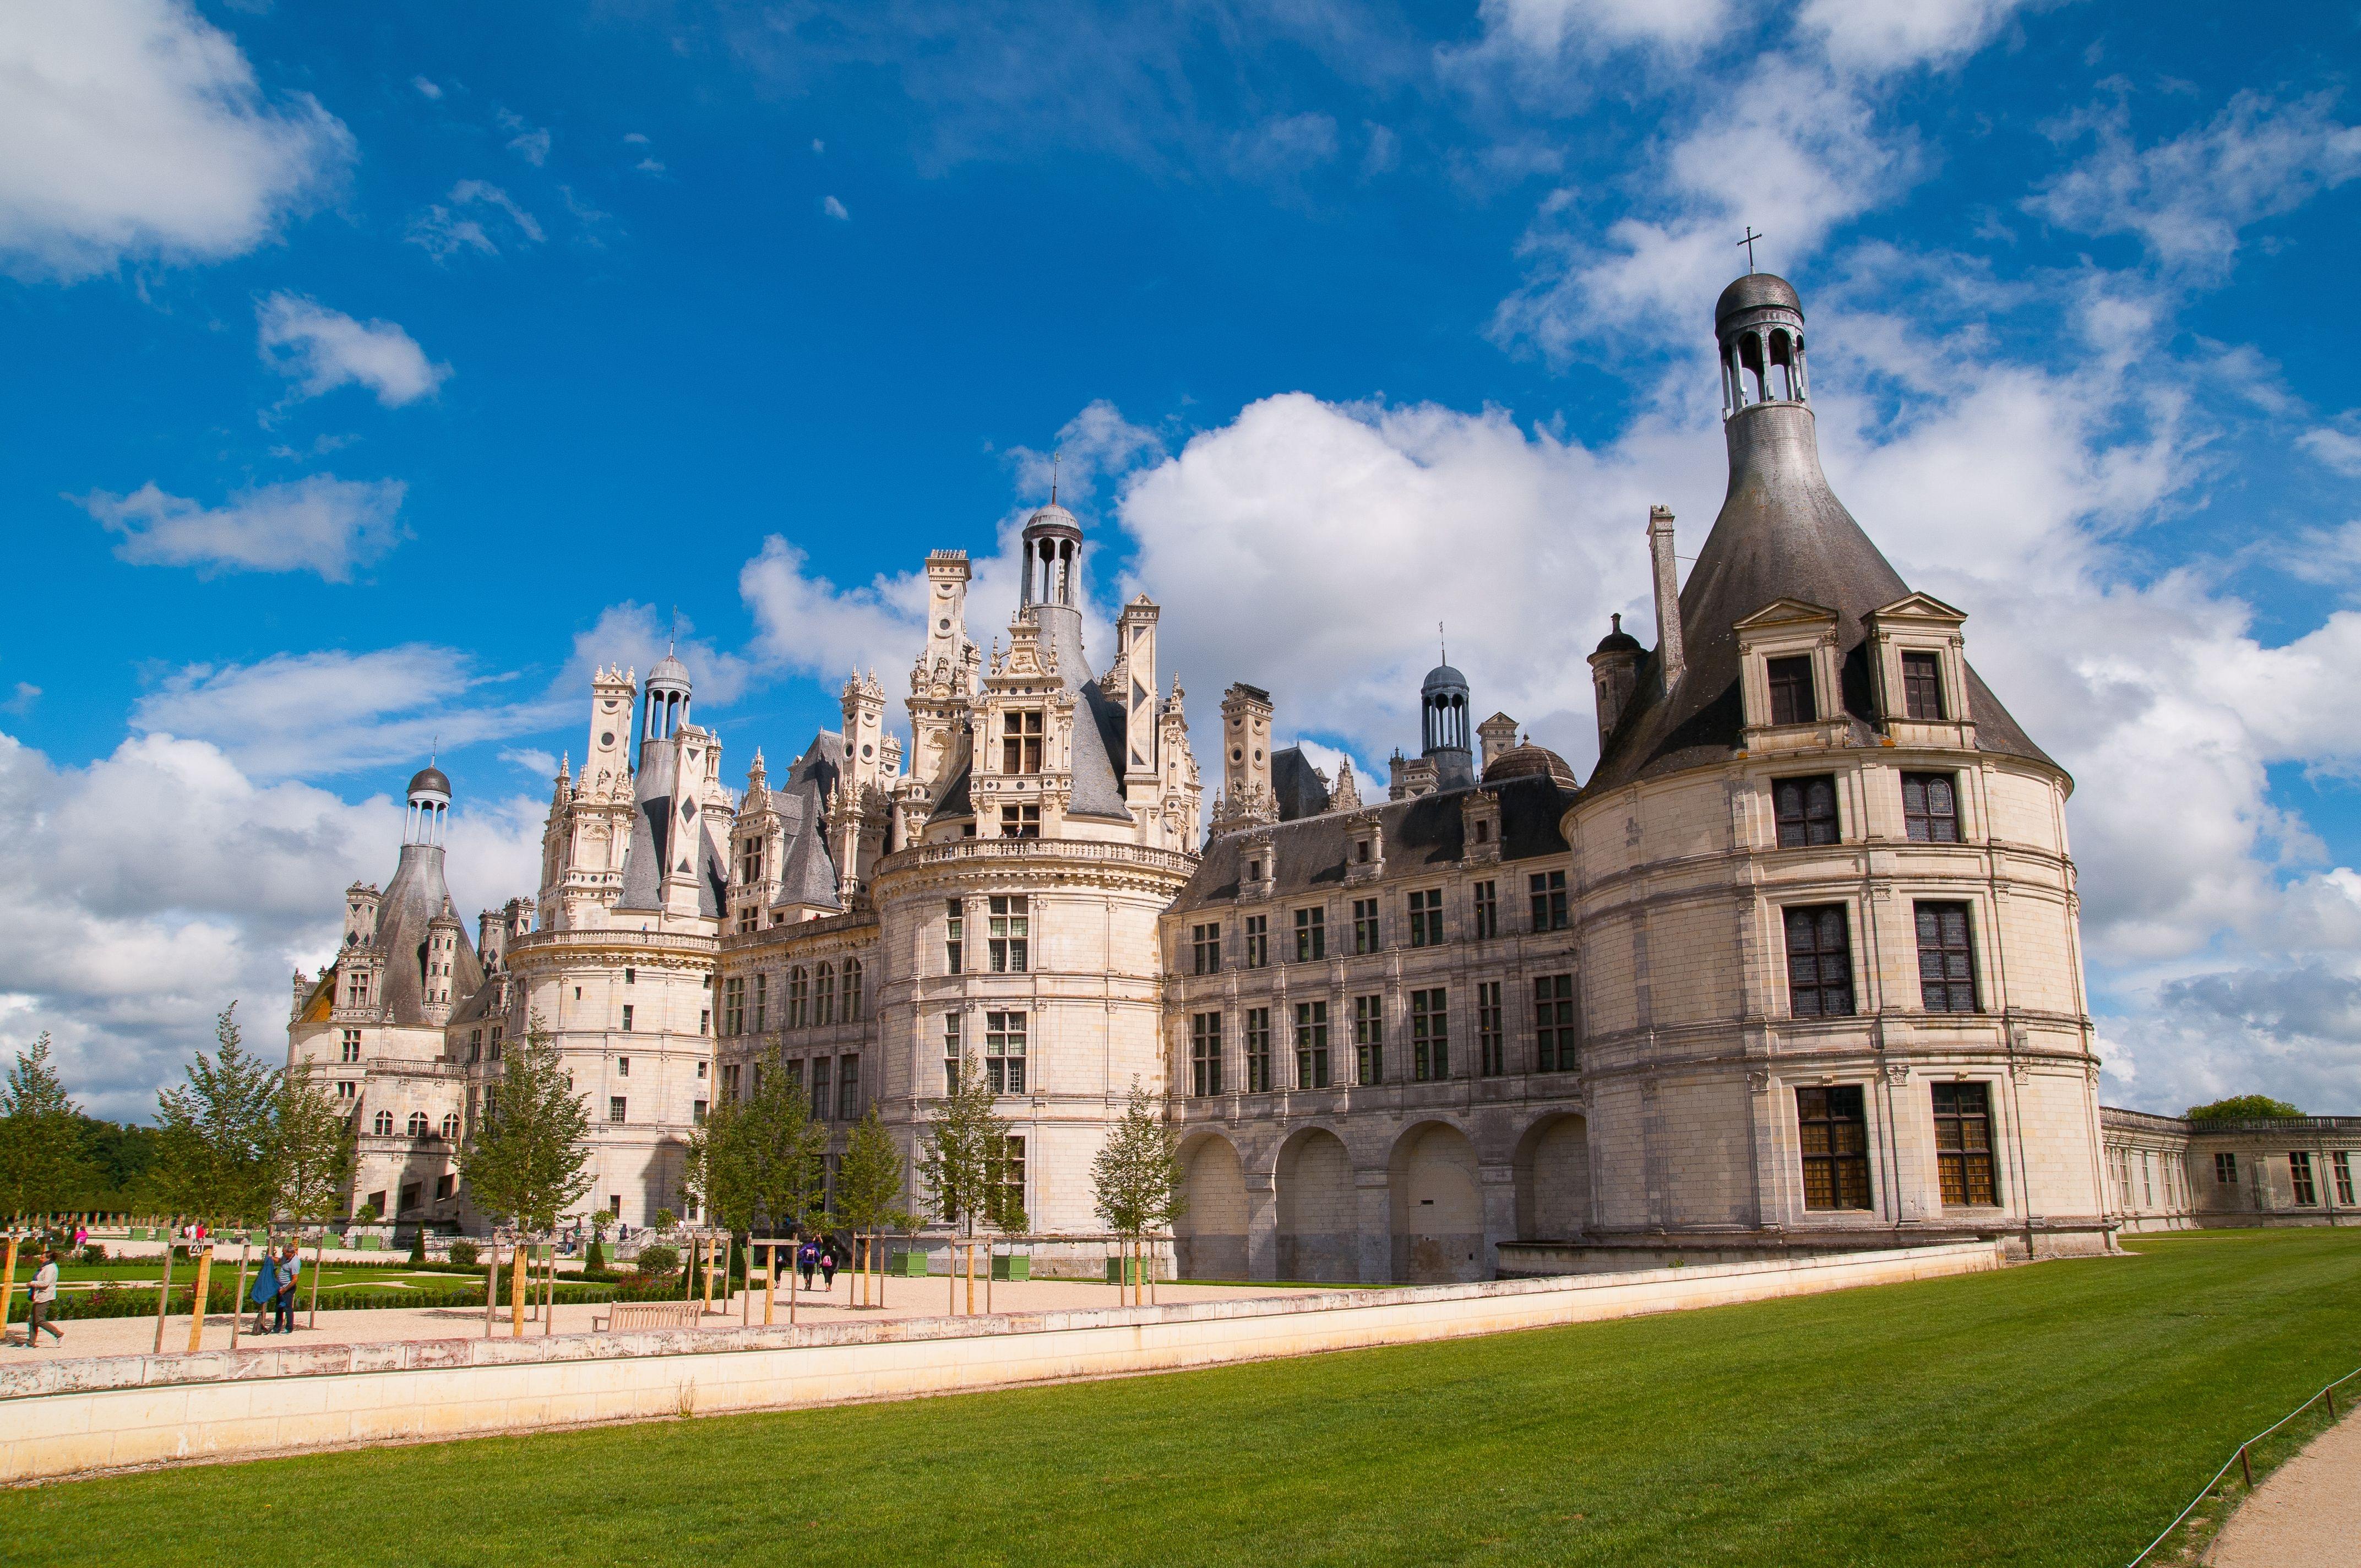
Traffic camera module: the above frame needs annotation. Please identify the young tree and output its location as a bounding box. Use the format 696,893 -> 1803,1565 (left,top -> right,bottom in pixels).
742,1046 -> 829,1238
454,1014 -> 594,1234
1090,1081 -> 1185,1261
918,1048 -> 1021,1237
834,1106 -> 916,1239
271,1058 -> 353,1234
0,1032 -> 84,1224
683,1092 -> 756,1237
153,1005 -> 279,1226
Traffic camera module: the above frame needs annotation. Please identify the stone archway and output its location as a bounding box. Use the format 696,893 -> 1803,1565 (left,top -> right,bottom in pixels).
1513,1112 -> 1590,1242
1389,1121 -> 1483,1283
1276,1127 -> 1354,1283
1174,1133 -> 1248,1280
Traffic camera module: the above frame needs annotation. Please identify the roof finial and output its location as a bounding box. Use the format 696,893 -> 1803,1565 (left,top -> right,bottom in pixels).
1049,449 -> 1061,507
429,734 -> 437,766
1611,612 -> 1622,633
1439,621 -> 1446,665
1737,225 -> 1764,273
668,605 -> 678,655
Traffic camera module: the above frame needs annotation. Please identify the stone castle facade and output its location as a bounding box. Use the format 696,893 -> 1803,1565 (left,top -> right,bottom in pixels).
292,272 -> 2139,1273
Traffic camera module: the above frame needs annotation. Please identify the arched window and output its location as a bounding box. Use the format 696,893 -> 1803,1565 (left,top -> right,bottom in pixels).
440,1113 -> 460,1141
815,961 -> 835,1026
407,1111 -> 429,1139
844,957 -> 863,1022
373,1110 -> 394,1136
788,966 -> 809,1028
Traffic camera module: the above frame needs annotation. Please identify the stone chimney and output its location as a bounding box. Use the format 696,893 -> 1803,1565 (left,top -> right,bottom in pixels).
1647,505 -> 1685,695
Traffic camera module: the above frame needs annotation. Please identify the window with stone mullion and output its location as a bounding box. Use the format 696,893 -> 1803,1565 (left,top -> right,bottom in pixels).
1192,1012 -> 1223,1096
1774,776 -> 1840,848
985,1011 -> 1026,1095
1797,1086 -> 1872,1210
1353,995 -> 1383,1085
1914,902 -> 1978,1012
1411,989 -> 1448,1081
1932,1081 -> 1997,1206
1783,906 -> 1856,1017
1901,773 -> 1960,843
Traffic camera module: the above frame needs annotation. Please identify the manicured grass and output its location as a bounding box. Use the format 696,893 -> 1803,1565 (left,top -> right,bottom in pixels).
4,1230 -> 2356,1566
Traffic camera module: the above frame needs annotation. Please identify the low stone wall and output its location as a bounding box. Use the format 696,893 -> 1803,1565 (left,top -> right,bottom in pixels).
1,1242 -> 2000,1484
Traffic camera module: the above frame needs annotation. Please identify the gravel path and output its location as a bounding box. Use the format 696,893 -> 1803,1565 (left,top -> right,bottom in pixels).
2208,1408 -> 2361,1566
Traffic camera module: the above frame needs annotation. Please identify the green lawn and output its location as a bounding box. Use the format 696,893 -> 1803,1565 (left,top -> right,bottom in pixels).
4,1229 -> 2356,1566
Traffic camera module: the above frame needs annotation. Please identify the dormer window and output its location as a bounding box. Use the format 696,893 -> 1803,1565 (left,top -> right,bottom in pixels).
1003,709 -> 1044,774
1767,656 -> 1815,725
1901,652 -> 1945,720
1248,859 -> 1263,880
1354,840 -> 1371,863
1000,803 -> 1041,838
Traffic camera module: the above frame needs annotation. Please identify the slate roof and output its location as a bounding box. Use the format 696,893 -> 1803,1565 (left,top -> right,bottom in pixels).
371,844 -> 484,1025
1270,745 -> 1332,821
1587,388 -> 2055,792
773,732 -> 846,911
1169,775 -> 1574,917
617,733 -> 732,917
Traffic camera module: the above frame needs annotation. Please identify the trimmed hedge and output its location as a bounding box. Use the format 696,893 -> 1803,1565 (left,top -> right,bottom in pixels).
42,1278 -> 685,1322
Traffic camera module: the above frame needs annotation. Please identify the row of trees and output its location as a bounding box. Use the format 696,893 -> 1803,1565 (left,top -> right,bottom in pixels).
6,1006 -> 1191,1265
1,1007 -> 351,1232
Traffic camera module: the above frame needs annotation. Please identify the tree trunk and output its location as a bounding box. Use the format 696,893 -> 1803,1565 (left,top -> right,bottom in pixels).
186,1246 -> 214,1353
230,1243 -> 251,1351
153,1241 -> 175,1354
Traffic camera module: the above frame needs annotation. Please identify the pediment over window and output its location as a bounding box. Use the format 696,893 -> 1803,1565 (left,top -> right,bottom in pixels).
1733,597 -> 1839,633
1866,592 -> 1967,628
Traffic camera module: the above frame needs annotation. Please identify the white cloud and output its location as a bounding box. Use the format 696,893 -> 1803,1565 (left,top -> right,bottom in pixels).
623,132 -> 649,145
498,110 -> 551,166
635,157 -> 667,175
559,602 -> 754,712
2028,90 -> 2361,281
0,729 -> 541,1120
822,194 -> 848,219
1007,399 -> 1166,509
78,475 -> 406,581
1228,113 -> 1340,184
1798,0 -> 2034,73
411,75 -> 442,100
256,292 -> 450,407
740,541 -> 928,685
406,179 -> 543,259
811,138 -> 825,154
3,683 -> 37,716
2298,423 -> 2361,478
500,747 -> 558,778
128,645 -> 557,780
1473,0 -> 1733,57
0,0 -> 353,281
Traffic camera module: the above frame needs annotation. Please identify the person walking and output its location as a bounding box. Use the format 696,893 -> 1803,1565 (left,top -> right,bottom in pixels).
273,1244 -> 302,1333
249,1250 -> 281,1336
797,1238 -> 819,1289
25,1250 -> 63,1348
818,1242 -> 838,1290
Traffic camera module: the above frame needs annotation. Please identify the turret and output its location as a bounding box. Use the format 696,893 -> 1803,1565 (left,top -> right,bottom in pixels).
1588,612 -> 1644,750
1210,683 -> 1275,835
1419,663 -> 1473,791
344,881 -> 381,948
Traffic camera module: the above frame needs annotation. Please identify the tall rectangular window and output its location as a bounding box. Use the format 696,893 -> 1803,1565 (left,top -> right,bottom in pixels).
620,1004 -> 634,1032
1901,651 -> 1945,720
844,959 -> 863,1021
1003,709 -> 1044,774
1192,922 -> 1222,975
946,899 -> 964,974
1774,776 -> 1840,848
837,1055 -> 859,1119
1000,803 -> 1041,838
1477,981 -> 1504,1076
1294,1000 -> 1330,1089
753,971 -> 769,1032
1784,906 -> 1856,1017
1243,914 -> 1269,969
943,1012 -> 962,1095
1902,773 -> 1961,843
609,1096 -> 627,1124
1353,995 -> 1383,1085
1932,1082 -> 1998,1206
1192,1012 -> 1223,1097
1528,870 -> 1568,932
2215,1151 -> 2237,1184
1352,898 -> 1380,955
2290,1151 -> 2318,1206
1915,902 -> 1979,1012
1533,975 -> 1577,1072
1767,655 -> 1815,725
1407,890 -> 1443,948
787,967 -> 808,1028
738,836 -> 764,886
1000,1136 -> 1026,1217
1471,880 -> 1498,940
2337,1152 -> 2356,1207
1797,1086 -> 1872,1210
1244,1007 -> 1272,1093
989,896 -> 1029,972
813,963 -> 834,1026
810,1056 -> 831,1119
1293,906 -> 1325,962
340,1028 -> 361,1064
721,1063 -> 741,1101
985,1012 -> 1027,1095
1411,989 -> 1448,1082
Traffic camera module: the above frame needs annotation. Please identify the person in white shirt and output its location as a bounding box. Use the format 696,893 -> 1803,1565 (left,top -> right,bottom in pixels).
26,1249 -> 63,1347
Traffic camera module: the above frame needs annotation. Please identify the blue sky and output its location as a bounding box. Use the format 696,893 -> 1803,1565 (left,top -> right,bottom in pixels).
6,0 -> 2361,1119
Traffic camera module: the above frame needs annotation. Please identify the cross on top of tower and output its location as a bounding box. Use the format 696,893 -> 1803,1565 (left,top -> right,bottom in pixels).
1737,226 -> 1764,273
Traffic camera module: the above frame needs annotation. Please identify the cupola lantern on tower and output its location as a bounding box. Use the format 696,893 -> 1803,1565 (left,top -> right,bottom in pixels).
405,764 -> 450,846
1419,662 -> 1474,791
1020,500 -> 1084,608
641,649 -> 693,758
1716,271 -> 1808,417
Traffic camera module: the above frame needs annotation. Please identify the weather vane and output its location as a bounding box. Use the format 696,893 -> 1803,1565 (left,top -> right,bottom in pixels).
1050,450 -> 1061,506
1738,226 -> 1764,273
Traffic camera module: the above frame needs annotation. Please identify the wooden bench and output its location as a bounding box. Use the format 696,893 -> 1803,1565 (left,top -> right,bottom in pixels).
591,1300 -> 705,1333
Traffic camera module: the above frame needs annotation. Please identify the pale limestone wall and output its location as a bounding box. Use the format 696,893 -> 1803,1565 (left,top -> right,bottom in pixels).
1174,1135 -> 1248,1278
712,912 -> 884,1137
2098,1110 -> 2361,1229
0,1243 -> 2001,1484
868,839 -> 1195,1245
